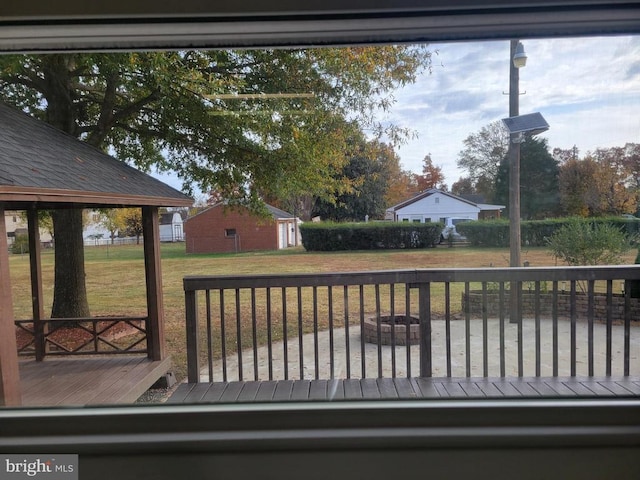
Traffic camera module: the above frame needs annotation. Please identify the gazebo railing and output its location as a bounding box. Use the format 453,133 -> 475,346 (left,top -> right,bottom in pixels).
15,316 -> 149,358
184,266 -> 640,383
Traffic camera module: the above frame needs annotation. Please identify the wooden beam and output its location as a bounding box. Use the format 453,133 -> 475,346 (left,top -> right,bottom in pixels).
142,206 -> 165,361
27,208 -> 46,361
0,186 -> 192,208
0,204 -> 22,405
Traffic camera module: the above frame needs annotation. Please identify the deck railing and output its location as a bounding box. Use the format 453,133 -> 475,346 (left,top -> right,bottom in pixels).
16,316 -> 149,359
184,266 -> 640,383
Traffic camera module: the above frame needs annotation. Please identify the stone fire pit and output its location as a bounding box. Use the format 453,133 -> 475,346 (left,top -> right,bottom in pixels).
362,315 -> 420,345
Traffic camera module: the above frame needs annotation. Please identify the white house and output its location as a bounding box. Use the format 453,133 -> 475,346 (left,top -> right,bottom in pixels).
159,211 -> 184,242
385,189 -> 504,223
4,209 -> 53,246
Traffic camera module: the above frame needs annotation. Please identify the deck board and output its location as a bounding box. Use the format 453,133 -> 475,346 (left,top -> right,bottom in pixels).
19,356 -> 171,406
255,381 -> 278,401
272,380 -> 294,401
343,378 -> 363,398
201,382 -> 229,402
291,380 -> 311,401
327,379 -> 345,400
169,376 -> 640,404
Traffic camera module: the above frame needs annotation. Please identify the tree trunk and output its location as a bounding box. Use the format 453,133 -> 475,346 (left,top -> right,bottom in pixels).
51,209 -> 90,318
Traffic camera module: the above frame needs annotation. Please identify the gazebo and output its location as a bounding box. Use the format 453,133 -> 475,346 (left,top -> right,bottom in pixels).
0,102 -> 193,406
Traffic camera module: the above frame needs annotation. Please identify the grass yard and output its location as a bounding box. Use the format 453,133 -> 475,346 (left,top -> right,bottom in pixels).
9,243 -> 636,380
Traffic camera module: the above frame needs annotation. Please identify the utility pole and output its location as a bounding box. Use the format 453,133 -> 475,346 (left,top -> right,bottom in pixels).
509,39 -> 526,323
509,39 -> 524,270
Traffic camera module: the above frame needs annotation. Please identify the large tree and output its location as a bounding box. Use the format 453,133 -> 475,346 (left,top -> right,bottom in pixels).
558,156 -> 597,217
456,120 -> 509,202
494,137 -> 561,220
558,146 -> 638,217
415,154 -> 446,191
0,48 -> 431,317
312,139 -> 402,221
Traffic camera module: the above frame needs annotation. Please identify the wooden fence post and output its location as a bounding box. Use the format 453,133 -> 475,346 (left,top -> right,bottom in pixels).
0,204 -> 22,405
142,206 -> 166,361
419,282 -> 432,378
27,208 -> 46,361
185,289 -> 200,383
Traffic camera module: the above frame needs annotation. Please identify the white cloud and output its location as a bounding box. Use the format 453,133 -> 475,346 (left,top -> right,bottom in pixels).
385,35 -> 640,186
152,37 -> 640,194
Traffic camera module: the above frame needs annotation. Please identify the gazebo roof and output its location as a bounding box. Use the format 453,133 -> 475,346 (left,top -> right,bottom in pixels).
0,102 -> 192,209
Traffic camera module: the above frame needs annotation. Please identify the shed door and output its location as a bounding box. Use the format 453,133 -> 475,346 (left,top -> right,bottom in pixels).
279,222 -> 287,249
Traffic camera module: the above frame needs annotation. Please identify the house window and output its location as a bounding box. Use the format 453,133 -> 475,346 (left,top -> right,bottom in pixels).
435,197 -> 440,204
225,228 -> 236,237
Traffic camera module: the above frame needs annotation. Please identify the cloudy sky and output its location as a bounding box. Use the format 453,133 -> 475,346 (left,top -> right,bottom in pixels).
154,34 -> 640,193
385,34 -> 640,185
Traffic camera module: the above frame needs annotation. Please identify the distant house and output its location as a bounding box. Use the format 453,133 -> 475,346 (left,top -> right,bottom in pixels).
4,209 -> 53,246
385,188 -> 504,223
83,211 -> 114,245
159,211 -> 184,242
185,203 -> 301,254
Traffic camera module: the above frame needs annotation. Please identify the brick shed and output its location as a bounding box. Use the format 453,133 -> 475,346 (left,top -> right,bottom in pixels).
185,203 -> 301,254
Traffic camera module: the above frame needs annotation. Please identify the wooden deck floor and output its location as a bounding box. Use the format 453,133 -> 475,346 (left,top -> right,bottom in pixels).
19,356 -> 172,407
168,376 -> 640,404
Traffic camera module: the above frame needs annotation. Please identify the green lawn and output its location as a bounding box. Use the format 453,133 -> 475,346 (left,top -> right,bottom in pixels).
9,243 -> 635,380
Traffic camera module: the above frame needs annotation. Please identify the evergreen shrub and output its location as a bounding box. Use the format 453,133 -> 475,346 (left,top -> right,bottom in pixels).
457,217 -> 640,248
10,234 -> 29,254
300,222 -> 442,251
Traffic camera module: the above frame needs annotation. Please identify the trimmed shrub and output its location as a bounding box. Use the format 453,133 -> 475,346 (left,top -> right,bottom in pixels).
10,234 -> 29,254
456,220 -> 509,247
457,216 -> 640,248
300,222 -> 442,251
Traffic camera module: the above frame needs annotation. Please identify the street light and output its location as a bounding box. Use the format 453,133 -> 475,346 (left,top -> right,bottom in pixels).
503,39 -> 549,323
512,41 -> 528,68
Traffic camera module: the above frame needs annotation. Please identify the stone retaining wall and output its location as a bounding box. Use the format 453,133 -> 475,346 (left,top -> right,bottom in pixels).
362,315 -> 420,345
462,291 -> 640,321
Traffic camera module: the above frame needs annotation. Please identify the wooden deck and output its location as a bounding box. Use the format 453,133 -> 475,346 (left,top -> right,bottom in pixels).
168,376 -> 640,404
19,356 -> 172,406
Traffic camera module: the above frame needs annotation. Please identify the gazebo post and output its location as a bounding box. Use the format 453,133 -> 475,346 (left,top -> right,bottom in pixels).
0,204 -> 22,406
27,208 -> 46,361
142,206 -> 166,361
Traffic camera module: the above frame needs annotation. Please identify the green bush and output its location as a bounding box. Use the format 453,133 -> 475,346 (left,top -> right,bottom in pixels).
300,222 -> 442,251
456,220 -> 509,247
547,219 -> 633,266
457,216 -> 640,248
10,234 -> 29,254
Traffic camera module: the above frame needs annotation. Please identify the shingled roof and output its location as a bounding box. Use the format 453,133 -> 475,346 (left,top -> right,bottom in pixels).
0,102 -> 192,209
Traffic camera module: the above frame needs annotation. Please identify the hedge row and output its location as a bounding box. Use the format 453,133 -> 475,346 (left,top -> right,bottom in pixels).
300,222 -> 442,251
456,217 -> 640,247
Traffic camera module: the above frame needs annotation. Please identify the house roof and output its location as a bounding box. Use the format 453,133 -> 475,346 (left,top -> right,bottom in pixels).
387,188 -> 505,214
265,204 -> 296,220
387,188 -> 480,212
0,102 -> 193,209
458,193 -> 486,204
159,212 -> 185,225
187,202 -> 297,222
